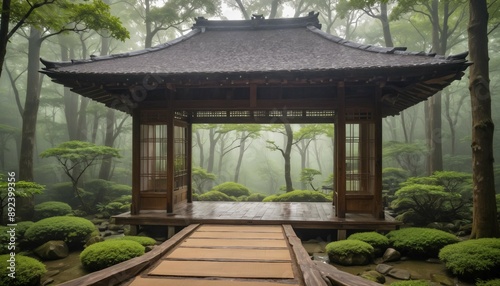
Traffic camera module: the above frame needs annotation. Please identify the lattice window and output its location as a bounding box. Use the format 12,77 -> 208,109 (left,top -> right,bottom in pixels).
346,109 -> 373,121
195,111 -> 227,117
140,124 -> 167,192
306,110 -> 335,117
229,111 -> 251,117
174,125 -> 188,189
286,110 -> 303,117
345,123 -> 376,193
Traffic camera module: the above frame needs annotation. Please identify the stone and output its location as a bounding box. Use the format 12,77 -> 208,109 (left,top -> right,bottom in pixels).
102,230 -> 113,237
302,240 -> 325,255
313,252 -> 330,263
375,263 -> 394,274
328,252 -> 371,266
382,248 -> 401,263
34,240 -> 69,260
360,270 -> 386,284
387,268 -> 411,280
430,273 -> 455,286
84,235 -> 104,248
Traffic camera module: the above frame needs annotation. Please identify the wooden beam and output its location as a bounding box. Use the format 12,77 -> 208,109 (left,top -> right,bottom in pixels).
373,84 -> 384,219
186,122 -> 193,203
131,109 -> 141,215
166,95 -> 175,213
335,82 -> 346,218
250,84 -> 257,107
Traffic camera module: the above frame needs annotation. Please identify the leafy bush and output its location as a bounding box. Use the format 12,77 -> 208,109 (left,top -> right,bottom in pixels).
198,190 -> 236,201
212,182 -> 251,197
347,232 -> 389,256
325,240 -> 374,266
263,190 -> 330,202
0,254 -> 46,286
15,221 -> 35,239
382,167 -> 409,205
80,240 -> 144,272
439,238 -> 500,280
245,193 -> 267,202
43,182 -> 90,209
386,227 -> 459,258
34,201 -> 72,220
25,216 -> 97,249
477,279 -> 500,286
112,236 -> 156,247
390,281 -> 432,286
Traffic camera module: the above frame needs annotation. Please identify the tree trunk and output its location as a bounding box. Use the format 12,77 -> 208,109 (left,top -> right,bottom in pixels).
234,134 -> 246,183
468,0 -> 500,238
18,27 -> 42,220
195,130 -> 205,168
98,109 -> 115,181
283,124 -> 293,192
0,0 -> 11,78
380,2 -> 394,47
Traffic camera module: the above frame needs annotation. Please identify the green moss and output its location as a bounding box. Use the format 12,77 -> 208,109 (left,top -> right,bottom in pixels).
112,236 -> 156,247
80,240 -> 144,272
15,221 -> 35,239
477,279 -> 500,286
212,182 -> 251,197
0,254 -> 46,286
439,238 -> 500,280
262,190 -> 331,202
326,240 -> 374,257
386,227 -> 459,258
347,232 -> 390,255
24,216 -> 97,249
198,190 -> 236,201
245,193 -> 267,202
34,201 -> 72,220
390,281 -> 432,286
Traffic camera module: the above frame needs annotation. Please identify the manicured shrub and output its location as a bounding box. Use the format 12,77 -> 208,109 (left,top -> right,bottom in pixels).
34,201 -> 72,220
80,240 -> 145,272
15,221 -> 35,239
386,227 -> 459,258
198,190 -> 236,201
477,279 -> 500,286
245,193 -> 267,202
390,281 -> 432,286
347,232 -> 390,256
325,240 -> 374,266
439,238 -> 500,280
0,254 -> 46,286
262,190 -> 330,202
25,216 -> 97,249
112,236 -> 156,247
212,182 -> 251,197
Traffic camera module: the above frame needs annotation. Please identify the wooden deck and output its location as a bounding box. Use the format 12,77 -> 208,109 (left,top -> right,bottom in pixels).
61,224 -> 382,286
114,202 -> 400,232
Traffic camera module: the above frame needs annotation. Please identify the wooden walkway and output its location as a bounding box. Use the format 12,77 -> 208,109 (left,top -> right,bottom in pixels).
61,224 -> 381,286
115,202 -> 400,232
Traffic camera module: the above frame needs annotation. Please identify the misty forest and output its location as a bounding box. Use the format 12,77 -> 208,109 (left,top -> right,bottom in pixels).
1,0 -> 500,285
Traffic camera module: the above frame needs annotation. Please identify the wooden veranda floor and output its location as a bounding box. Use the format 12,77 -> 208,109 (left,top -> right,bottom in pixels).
114,202 -> 400,232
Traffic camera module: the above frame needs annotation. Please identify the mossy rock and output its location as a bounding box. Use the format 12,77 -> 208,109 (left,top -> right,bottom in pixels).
477,279 -> 500,286
439,238 -> 500,280
347,231 -> 390,256
390,281 -> 432,286
24,216 -> 97,249
263,190 -> 331,202
212,182 -> 251,197
0,254 -> 46,286
34,201 -> 72,220
245,193 -> 267,202
198,190 -> 236,201
386,227 -> 459,258
112,236 -> 156,247
80,240 -> 145,272
325,240 -> 374,266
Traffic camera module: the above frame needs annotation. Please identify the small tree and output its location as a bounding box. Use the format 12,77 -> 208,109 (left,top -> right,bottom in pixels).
192,166 -> 216,194
300,168 -> 322,191
40,141 -> 120,211
0,176 -> 44,224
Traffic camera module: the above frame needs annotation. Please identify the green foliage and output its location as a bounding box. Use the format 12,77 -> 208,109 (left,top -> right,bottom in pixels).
198,190 -> 236,201
34,201 -> 72,220
24,216 -> 97,249
244,193 -> 267,202
15,221 -> 35,239
439,238 -> 500,280
389,281 -> 432,286
386,227 -> 459,258
263,190 -> 330,202
300,168 -> 322,191
382,167 -> 409,201
41,182 -> 88,208
0,177 -> 44,224
192,166 -> 216,194
477,279 -> 500,286
383,141 -> 427,176
80,240 -> 144,272
347,232 -> 390,253
0,254 -> 46,286
325,240 -> 374,263
103,201 -> 128,215
212,182 -> 251,197
112,236 -> 156,247
0,226 -> 10,254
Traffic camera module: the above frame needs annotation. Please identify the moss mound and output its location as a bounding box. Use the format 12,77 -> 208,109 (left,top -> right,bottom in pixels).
112,236 -> 156,247
34,201 -> 72,220
439,238 -> 500,280
25,216 -> 97,249
390,281 -> 432,286
0,254 -> 46,286
245,193 -> 267,202
347,231 -> 390,256
212,182 -> 251,197
477,279 -> 500,286
325,240 -> 374,266
15,221 -> 35,239
386,227 -> 459,258
198,190 -> 236,201
80,240 -> 145,272
263,190 -> 331,202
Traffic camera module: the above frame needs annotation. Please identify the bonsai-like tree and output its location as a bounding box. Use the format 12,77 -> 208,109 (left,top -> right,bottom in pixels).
300,168 -> 322,191
0,176 -> 44,224
40,141 -> 120,211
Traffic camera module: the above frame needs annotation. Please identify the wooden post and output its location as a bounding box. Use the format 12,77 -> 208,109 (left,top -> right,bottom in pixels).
186,121 -> 193,203
166,96 -> 175,213
373,84 -> 384,219
335,82 -> 346,218
131,109 -> 141,215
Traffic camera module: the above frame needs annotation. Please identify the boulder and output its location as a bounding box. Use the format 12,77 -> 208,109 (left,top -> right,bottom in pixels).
381,248 -> 401,263
329,252 -> 372,266
387,268 -> 411,280
360,270 -> 386,283
375,263 -> 394,274
34,240 -> 69,260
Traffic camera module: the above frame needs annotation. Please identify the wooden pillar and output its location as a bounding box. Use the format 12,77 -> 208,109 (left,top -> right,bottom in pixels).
131,108 -> 141,215
166,96 -> 175,213
373,84 -> 384,219
335,82 -> 346,218
186,121 -> 193,203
